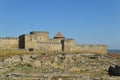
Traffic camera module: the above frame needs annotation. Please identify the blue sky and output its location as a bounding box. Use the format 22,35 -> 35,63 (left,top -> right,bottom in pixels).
0,0 -> 120,49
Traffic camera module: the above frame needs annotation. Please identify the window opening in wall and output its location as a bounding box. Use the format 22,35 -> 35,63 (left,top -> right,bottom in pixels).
30,38 -> 32,41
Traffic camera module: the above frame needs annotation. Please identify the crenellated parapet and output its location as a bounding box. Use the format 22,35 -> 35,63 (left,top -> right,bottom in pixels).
0,37 -> 18,40
72,44 -> 108,54
0,37 -> 18,49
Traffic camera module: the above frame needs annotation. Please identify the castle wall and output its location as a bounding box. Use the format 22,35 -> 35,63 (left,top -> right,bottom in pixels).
0,31 -> 108,54
37,41 -> 62,51
72,45 -> 108,54
64,39 -> 107,54
37,39 -> 62,51
0,37 -> 18,49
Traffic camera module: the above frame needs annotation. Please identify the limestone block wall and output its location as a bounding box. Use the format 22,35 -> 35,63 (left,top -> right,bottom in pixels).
37,42 -> 62,51
72,44 -> 108,54
37,39 -> 62,51
0,37 -> 18,49
49,39 -> 61,43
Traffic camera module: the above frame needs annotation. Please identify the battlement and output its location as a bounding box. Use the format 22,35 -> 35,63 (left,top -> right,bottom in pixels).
76,44 -> 107,47
71,44 -> 108,54
0,37 -> 18,40
30,31 -> 49,35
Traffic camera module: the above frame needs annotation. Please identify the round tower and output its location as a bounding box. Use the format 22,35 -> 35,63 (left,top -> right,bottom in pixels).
30,31 -> 49,41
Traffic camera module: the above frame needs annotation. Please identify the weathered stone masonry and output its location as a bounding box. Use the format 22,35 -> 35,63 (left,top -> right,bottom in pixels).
0,37 -> 18,49
0,31 -> 107,54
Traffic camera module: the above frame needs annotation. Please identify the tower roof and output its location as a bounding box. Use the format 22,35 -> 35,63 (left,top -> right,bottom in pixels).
54,32 -> 65,38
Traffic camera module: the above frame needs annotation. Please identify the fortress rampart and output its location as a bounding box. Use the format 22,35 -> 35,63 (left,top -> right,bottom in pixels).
71,44 -> 107,54
0,37 -> 18,49
0,31 -> 108,54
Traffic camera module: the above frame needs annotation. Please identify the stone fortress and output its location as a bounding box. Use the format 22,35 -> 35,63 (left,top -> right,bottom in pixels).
0,31 -> 107,54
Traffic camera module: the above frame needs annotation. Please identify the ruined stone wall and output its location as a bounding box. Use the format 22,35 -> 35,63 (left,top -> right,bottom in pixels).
0,37 -> 18,49
72,44 -> 108,54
